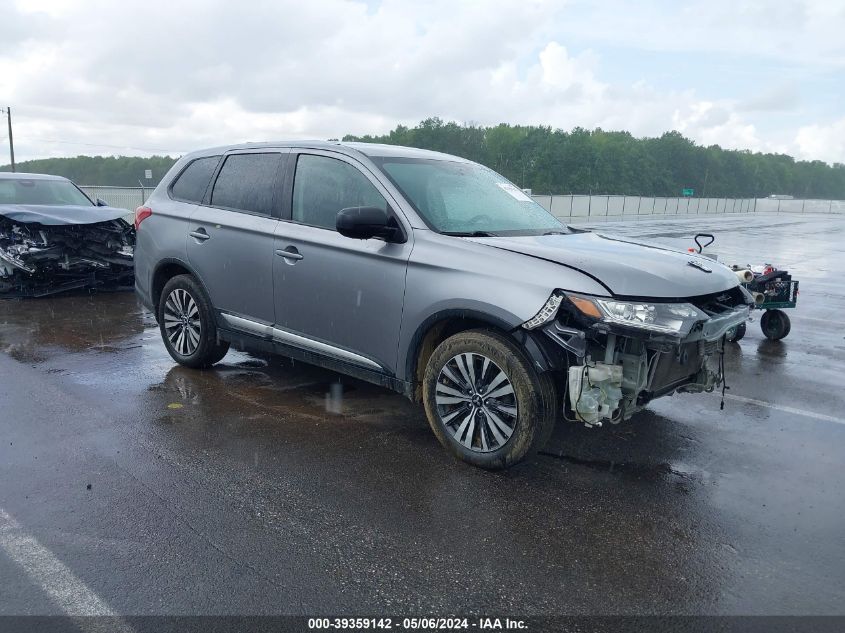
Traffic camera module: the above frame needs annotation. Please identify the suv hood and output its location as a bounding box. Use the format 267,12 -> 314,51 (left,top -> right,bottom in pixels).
0,204 -> 129,225
469,232 -> 739,298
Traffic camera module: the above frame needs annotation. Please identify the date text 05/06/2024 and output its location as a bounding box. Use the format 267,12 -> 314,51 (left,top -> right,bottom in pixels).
307,617 -> 528,630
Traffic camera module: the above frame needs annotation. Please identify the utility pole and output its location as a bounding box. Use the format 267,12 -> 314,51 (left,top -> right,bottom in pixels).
3,107 -> 14,172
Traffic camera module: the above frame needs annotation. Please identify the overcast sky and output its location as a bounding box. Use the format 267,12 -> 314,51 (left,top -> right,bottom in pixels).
1,0 -> 843,164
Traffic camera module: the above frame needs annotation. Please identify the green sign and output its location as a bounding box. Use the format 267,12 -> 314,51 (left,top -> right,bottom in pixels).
682,188 -> 694,197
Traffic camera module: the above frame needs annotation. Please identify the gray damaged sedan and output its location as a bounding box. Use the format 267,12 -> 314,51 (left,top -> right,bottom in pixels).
0,172 -> 135,297
134,142 -> 752,469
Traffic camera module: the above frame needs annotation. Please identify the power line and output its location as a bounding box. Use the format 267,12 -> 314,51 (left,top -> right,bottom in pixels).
1,107 -> 185,155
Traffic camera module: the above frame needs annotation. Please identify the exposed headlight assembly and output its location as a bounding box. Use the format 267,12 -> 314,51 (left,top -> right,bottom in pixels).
522,292 -> 564,329
566,293 -> 708,336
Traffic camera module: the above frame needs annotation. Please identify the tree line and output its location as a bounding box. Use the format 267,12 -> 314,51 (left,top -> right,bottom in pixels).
3,118 -> 843,198
0,155 -> 178,187
344,118 -> 845,199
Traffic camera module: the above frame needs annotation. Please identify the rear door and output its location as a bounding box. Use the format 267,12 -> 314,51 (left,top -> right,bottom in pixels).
186,150 -> 288,325
272,150 -> 412,374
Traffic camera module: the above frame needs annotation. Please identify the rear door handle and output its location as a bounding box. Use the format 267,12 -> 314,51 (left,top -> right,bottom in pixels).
189,229 -> 210,241
276,248 -> 303,261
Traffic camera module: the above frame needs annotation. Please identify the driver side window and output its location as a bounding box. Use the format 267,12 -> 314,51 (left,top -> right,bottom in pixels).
292,154 -> 387,230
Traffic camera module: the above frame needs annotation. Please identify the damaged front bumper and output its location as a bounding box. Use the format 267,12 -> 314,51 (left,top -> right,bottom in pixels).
0,217 -> 135,298
523,289 -> 752,427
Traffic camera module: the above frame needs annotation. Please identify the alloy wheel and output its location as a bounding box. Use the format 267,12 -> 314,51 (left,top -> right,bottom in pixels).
435,353 -> 517,453
163,288 -> 201,356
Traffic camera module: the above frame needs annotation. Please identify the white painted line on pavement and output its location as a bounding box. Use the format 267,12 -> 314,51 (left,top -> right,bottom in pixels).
0,506 -> 133,630
725,394 -> 845,426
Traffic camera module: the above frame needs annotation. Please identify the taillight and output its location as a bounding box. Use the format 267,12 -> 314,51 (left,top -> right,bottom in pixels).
134,206 -> 152,230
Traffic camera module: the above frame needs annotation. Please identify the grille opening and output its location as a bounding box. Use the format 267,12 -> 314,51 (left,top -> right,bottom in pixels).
690,286 -> 745,315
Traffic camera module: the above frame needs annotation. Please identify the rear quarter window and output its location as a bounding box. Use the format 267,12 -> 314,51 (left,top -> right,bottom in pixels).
170,156 -> 221,203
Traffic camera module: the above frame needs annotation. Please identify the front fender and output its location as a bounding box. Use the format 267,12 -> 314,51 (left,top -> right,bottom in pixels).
399,304 -> 522,384
398,230 -> 606,383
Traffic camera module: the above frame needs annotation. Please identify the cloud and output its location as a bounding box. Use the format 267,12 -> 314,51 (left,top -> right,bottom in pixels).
795,117 -> 845,164
738,84 -> 801,113
0,0 -> 842,165
0,1 -> 51,55
672,102 -> 761,149
550,0 -> 845,67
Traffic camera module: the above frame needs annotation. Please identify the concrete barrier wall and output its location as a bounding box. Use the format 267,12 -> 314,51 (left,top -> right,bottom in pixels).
531,195 -> 845,220
533,195 -> 552,212
606,196 -> 624,216
550,195 -> 571,217
755,198 -> 845,214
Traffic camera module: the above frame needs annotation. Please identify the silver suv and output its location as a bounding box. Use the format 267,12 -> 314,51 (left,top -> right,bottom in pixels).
135,142 -> 751,469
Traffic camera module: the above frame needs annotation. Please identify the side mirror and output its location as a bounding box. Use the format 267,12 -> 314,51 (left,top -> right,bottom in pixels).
336,206 -> 404,242
96,198 -> 109,207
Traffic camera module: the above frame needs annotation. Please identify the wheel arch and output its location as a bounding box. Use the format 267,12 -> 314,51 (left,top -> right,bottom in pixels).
403,307 -> 561,402
151,258 -> 207,316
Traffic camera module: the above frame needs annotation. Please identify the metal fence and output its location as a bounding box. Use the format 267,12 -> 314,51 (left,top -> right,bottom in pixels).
530,195 -> 845,221
79,185 -> 845,221
79,186 -> 149,211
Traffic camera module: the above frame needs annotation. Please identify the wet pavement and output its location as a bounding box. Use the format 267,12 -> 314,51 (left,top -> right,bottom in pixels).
0,213 -> 843,617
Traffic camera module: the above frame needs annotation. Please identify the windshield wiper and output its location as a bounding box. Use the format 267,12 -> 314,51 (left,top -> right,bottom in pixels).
441,230 -> 498,237
542,230 -> 568,235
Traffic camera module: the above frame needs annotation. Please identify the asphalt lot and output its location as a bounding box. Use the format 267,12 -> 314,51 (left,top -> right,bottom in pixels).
0,213 -> 843,618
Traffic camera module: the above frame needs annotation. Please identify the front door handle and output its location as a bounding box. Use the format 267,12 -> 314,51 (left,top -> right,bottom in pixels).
276,248 -> 303,261
189,229 -> 210,241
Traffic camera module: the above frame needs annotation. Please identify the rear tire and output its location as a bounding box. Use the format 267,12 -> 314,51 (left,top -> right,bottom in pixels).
761,309 -> 791,341
422,329 -> 557,470
158,274 -> 229,368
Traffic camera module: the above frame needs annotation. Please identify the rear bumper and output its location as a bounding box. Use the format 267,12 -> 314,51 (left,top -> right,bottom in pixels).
134,267 -> 155,315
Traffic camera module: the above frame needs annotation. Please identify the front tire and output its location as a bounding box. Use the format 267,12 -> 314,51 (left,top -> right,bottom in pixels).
158,275 -> 229,368
422,329 -> 557,469
726,322 -> 747,342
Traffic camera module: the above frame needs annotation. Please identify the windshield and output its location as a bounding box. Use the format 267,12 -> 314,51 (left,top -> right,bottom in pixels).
0,178 -> 93,206
374,158 -> 567,236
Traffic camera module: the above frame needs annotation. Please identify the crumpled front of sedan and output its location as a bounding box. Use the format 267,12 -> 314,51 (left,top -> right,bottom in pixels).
0,216 -> 135,297
522,287 -> 753,427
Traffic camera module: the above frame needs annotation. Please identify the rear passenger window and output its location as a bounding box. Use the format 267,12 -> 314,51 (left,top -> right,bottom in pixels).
170,156 -> 220,203
211,153 -> 282,216
292,154 -> 387,230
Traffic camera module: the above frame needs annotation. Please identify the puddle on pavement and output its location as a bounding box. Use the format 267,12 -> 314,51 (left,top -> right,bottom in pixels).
539,450 -> 687,481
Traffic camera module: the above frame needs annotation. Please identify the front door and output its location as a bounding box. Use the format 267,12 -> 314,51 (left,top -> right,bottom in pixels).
272,151 -> 412,374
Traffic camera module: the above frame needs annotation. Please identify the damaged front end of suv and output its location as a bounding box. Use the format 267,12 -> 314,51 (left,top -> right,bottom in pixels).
523,286 -> 753,427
